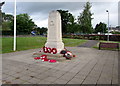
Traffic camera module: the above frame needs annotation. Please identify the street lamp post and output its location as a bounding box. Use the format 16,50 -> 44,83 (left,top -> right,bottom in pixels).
0,2 -> 5,29
106,10 -> 109,41
13,0 -> 16,51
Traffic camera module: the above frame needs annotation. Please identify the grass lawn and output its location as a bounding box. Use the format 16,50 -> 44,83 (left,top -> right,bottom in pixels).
1,36 -> 87,53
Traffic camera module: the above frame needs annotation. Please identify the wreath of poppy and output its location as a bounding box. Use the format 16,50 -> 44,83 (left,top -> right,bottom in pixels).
47,47 -> 52,53
60,50 -> 67,54
51,48 -> 57,54
43,47 -> 48,53
65,51 -> 73,59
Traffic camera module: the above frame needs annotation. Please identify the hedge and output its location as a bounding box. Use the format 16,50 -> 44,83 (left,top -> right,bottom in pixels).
63,34 -> 120,41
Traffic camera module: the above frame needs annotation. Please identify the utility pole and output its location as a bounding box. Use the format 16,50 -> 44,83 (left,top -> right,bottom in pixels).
13,0 -> 16,51
106,10 -> 109,41
0,2 -> 5,29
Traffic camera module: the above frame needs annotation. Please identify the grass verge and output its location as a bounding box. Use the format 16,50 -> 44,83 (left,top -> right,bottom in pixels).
1,36 -> 87,53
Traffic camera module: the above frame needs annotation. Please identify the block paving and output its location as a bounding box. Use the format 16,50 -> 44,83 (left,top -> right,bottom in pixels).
1,47 -> 119,85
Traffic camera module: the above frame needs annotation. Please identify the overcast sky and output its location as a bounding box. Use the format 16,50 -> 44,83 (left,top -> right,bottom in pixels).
1,0 -> 119,28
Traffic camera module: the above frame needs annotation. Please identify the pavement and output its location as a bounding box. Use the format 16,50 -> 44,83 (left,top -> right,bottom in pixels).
1,47 -> 119,85
78,40 -> 99,48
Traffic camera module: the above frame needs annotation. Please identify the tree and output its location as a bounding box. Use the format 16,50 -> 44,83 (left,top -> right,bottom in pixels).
2,13 -> 13,31
77,2 -> 93,34
2,21 -> 11,31
2,13 -> 13,22
10,13 -> 36,34
94,22 -> 107,34
40,27 -> 47,35
111,31 -> 120,34
57,10 -> 76,34
116,26 -> 120,28
35,27 -> 47,35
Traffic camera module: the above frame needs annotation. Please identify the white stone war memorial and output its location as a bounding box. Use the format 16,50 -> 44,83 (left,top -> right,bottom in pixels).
45,11 -> 64,53
33,10 -> 75,62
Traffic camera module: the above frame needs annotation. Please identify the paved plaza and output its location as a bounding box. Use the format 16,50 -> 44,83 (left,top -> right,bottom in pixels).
1,47 -> 119,85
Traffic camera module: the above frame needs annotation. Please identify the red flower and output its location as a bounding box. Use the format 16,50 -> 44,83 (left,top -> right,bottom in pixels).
34,57 -> 38,60
40,55 -> 47,58
37,57 -> 41,59
49,59 -> 57,63
42,58 -> 49,61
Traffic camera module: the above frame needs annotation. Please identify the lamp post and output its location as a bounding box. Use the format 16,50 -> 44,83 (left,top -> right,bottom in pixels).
13,0 -> 16,51
0,2 -> 5,29
106,10 -> 109,41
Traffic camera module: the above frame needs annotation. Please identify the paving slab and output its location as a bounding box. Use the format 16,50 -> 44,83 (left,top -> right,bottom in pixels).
1,47 -> 119,85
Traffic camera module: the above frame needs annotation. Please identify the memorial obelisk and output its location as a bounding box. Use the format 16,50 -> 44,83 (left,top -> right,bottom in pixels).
45,10 -> 64,53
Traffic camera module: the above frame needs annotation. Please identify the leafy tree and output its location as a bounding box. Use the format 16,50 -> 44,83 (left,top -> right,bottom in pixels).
10,13 -> 36,34
35,27 -> 41,35
94,22 -> 107,34
2,13 -> 13,31
2,21 -> 11,31
111,31 -> 120,34
66,16 -> 77,33
77,2 -> 93,34
17,13 -> 35,33
57,10 -> 76,34
40,27 -> 47,35
116,26 -> 120,28
35,27 -> 47,35
2,13 -> 13,22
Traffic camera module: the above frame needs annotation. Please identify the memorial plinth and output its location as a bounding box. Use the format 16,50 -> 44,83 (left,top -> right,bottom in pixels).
33,10 -> 75,61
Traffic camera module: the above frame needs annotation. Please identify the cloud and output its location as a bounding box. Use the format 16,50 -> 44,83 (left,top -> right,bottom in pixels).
1,0 -> 119,2
91,2 -> 118,27
15,2 -> 86,27
16,2 -> 85,15
118,1 -> 120,26
2,1 -> 119,28
2,2 -> 14,15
